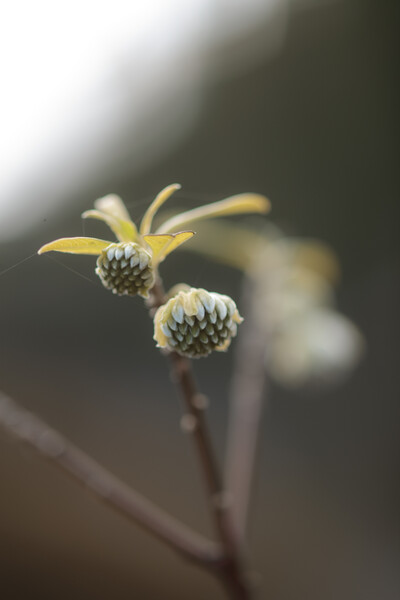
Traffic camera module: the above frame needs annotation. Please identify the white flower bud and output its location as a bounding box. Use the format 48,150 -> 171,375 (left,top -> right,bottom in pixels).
96,242 -> 154,298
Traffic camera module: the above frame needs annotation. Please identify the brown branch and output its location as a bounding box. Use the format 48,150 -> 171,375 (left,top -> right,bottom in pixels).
225,274 -> 267,545
0,391 -> 220,567
149,281 -> 253,600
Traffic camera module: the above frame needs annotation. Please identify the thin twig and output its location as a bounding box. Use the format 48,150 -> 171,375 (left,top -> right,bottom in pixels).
149,281 -> 252,600
169,353 -> 252,599
0,391 -> 220,566
225,274 -> 267,545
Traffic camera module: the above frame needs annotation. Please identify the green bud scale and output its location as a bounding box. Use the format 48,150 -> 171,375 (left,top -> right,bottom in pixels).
154,287 -> 243,358
96,242 -> 154,298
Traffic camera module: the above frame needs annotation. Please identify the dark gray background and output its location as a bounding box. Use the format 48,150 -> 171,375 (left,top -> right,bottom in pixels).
0,1 -> 398,598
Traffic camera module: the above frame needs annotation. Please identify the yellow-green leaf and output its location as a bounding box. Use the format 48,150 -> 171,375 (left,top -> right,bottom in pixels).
175,220 -> 262,270
140,183 -> 181,235
290,240 -> 340,283
38,237 -> 111,255
156,193 -> 270,234
160,231 -> 195,261
82,209 -> 137,243
142,234 -> 175,263
143,231 -> 194,264
94,194 -> 132,223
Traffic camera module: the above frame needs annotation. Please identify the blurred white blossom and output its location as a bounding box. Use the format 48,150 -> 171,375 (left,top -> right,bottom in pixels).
265,307 -> 364,388
181,219 -> 365,388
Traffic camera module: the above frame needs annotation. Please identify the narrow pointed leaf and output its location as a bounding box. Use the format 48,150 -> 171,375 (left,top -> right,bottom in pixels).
142,234 -> 175,263
160,231 -> 195,261
38,237 -> 111,255
143,231 -> 194,264
140,183 -> 181,235
82,209 -> 137,243
94,194 -> 132,223
156,193 -> 270,234
174,220 -> 263,270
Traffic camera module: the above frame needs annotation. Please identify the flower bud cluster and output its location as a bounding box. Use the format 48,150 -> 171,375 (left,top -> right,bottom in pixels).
96,242 -> 154,298
154,288 -> 243,358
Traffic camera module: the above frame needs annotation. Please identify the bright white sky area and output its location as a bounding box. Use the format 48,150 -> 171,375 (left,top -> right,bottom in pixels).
0,0 -> 289,240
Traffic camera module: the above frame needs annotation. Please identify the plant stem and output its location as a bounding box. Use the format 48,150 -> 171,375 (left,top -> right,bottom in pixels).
169,353 -> 251,599
225,274 -> 267,545
0,391 -> 219,567
149,281 -> 252,599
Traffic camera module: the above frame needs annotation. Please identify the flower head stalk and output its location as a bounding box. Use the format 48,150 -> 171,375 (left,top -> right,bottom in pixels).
38,185 -> 270,298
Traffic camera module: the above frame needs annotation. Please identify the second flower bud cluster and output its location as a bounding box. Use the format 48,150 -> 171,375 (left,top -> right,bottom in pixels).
154,288 -> 243,358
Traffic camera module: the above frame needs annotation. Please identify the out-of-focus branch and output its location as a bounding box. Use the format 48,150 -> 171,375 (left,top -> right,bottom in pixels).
0,391 -> 219,566
225,274 -> 267,544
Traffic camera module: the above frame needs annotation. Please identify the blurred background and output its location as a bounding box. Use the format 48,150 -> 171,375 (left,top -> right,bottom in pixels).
0,0 -> 398,598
